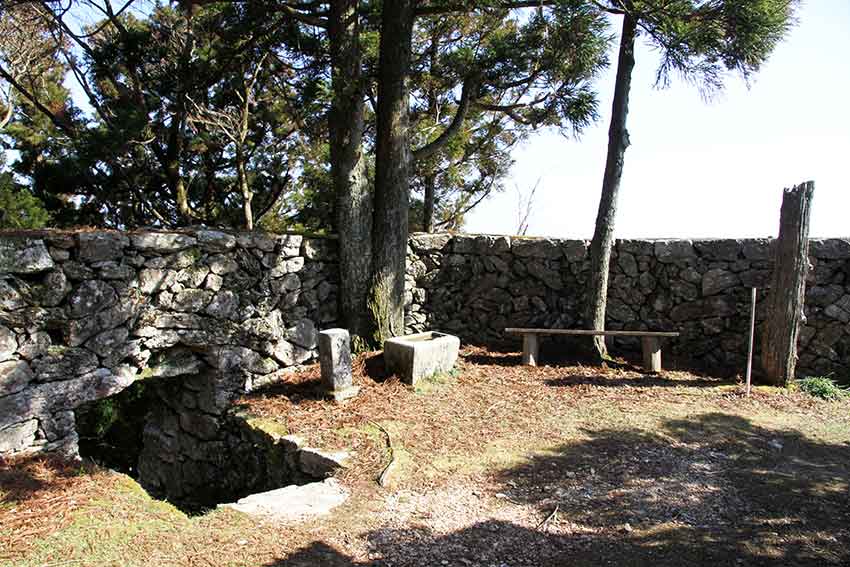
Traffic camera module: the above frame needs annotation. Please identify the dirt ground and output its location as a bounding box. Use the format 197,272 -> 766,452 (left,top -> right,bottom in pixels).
2,347 -> 849,567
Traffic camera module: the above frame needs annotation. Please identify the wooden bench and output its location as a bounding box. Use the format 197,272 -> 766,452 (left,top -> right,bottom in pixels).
504,328 -> 680,372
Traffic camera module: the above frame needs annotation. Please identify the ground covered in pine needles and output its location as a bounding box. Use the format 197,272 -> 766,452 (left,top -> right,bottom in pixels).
3,347 -> 849,567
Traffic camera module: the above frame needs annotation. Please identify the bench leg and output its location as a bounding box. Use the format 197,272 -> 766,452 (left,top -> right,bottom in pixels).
641,337 -> 662,372
522,334 -> 539,367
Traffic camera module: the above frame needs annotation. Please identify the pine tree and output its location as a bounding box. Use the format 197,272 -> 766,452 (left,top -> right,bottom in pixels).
586,0 -> 798,358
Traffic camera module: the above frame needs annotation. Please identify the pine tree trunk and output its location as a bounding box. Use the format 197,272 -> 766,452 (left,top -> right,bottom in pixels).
236,151 -> 253,230
370,0 -> 415,344
587,14 -> 637,359
423,173 -> 436,233
329,0 -> 373,346
761,181 -> 814,386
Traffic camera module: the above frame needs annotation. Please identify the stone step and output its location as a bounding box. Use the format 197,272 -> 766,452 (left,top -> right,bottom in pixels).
220,479 -> 348,522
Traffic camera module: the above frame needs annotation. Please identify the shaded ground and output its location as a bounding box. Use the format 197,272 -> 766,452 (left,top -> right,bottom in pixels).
2,347 -> 849,566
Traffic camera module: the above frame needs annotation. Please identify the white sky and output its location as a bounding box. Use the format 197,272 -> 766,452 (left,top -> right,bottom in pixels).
465,0 -> 850,239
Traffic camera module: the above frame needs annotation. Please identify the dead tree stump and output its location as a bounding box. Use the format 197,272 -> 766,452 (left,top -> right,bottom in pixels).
761,181 -> 814,386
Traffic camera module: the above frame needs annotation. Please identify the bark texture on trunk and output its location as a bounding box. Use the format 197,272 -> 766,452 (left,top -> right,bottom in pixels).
761,181 -> 814,386
237,152 -> 253,230
329,0 -> 373,346
370,0 -> 415,344
423,173 -> 436,233
587,14 -> 637,358
172,16 -> 196,224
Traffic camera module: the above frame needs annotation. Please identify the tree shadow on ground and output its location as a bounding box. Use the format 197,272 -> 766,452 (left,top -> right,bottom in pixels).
544,374 -> 726,388
243,377 -> 327,405
0,455 -> 93,505
360,352 -> 393,383
264,412 -> 850,567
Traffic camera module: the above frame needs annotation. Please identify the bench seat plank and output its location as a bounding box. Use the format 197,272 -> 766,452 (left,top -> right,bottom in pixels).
505,328 -> 679,338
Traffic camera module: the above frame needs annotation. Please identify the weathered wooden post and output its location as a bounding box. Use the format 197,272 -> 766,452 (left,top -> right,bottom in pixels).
761,181 -> 814,386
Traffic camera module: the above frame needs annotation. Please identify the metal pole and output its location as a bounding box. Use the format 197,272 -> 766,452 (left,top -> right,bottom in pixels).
745,287 -> 757,397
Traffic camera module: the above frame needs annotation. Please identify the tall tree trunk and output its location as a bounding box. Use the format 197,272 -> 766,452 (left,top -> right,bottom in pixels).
370,0 -> 415,344
329,0 -> 373,346
423,173 -> 436,232
422,30 -> 438,234
171,12 -> 196,224
587,14 -> 637,358
761,181 -> 814,386
236,148 -> 253,230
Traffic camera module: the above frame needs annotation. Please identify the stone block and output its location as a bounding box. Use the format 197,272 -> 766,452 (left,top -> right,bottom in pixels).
741,239 -> 772,260
383,331 -> 460,385
172,289 -> 213,313
319,328 -> 355,397
0,239 -> 54,274
810,238 -> 850,260
41,271 -> 72,307
85,327 -> 130,358
33,347 -> 99,382
17,332 -> 51,361
130,232 -> 197,252
196,230 -> 237,252
0,419 -> 38,453
701,268 -> 739,296
0,359 -> 33,396
298,447 -> 349,478
654,240 -> 696,263
78,232 -> 129,262
512,237 -> 561,259
302,238 -> 334,260
208,254 -> 240,275
205,290 -> 239,319
288,318 -> 318,349
0,325 -> 16,362
221,479 -> 347,521
0,280 -> 24,311
694,239 -> 742,261
138,269 -> 178,294
179,410 -> 220,441
410,233 -> 451,251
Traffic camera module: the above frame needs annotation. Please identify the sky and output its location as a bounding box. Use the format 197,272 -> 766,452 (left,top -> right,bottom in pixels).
465,0 -> 850,239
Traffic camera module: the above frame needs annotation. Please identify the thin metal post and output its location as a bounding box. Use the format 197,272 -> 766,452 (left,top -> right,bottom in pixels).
746,287 -> 757,397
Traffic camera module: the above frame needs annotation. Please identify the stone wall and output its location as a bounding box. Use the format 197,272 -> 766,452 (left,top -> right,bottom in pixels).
405,234 -> 850,378
2,228 -> 849,474
0,228 -> 337,503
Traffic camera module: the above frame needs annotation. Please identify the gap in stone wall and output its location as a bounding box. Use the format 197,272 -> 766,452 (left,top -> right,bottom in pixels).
74,365 -> 318,515
74,377 -> 157,478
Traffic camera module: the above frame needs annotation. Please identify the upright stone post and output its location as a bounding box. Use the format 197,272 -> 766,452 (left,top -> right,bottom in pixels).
761,181 -> 814,386
319,328 -> 359,401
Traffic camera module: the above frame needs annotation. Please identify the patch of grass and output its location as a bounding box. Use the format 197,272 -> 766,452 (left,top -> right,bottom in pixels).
11,473 -> 272,567
796,376 -> 848,401
414,368 -> 457,395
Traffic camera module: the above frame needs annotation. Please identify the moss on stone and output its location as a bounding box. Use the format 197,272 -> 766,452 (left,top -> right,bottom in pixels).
245,417 -> 289,440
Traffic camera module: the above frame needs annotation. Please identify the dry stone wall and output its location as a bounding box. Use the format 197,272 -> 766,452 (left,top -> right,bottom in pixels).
2,229 -> 849,473
405,234 -> 850,378
0,228 -> 337,504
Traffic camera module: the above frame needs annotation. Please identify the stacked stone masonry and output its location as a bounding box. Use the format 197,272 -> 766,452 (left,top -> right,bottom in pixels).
405,234 -> 850,378
2,229 -> 849,472
0,229 -> 337,505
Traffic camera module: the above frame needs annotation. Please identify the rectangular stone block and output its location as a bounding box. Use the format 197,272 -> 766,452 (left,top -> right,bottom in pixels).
383,331 -> 460,386
319,329 -> 355,399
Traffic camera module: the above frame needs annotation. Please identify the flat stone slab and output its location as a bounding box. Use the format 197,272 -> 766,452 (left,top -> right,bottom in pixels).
221,479 -> 348,522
